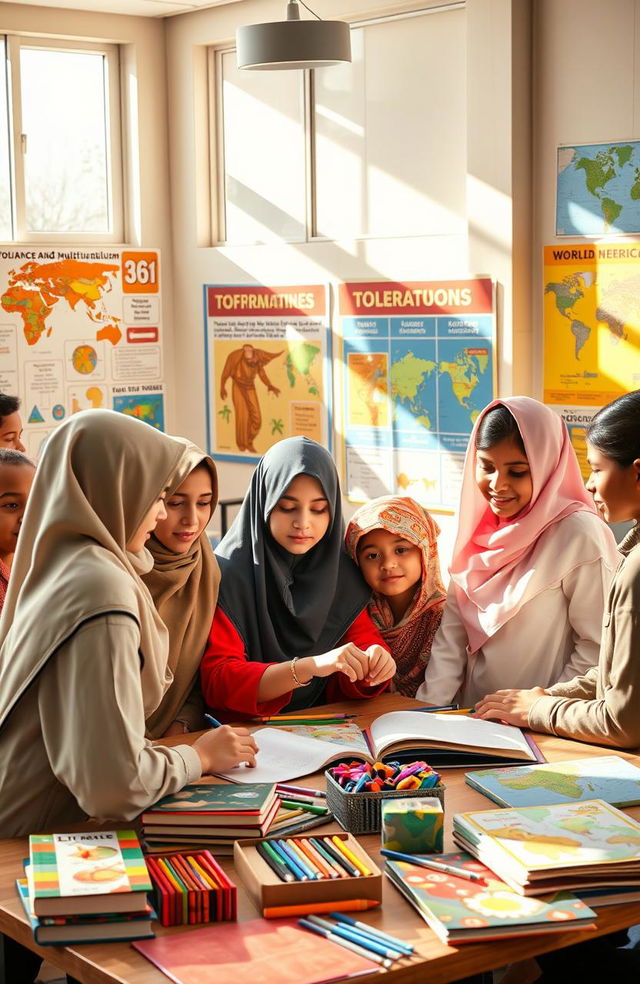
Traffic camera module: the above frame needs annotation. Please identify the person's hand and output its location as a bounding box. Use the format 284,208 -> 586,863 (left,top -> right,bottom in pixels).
474,688 -> 547,727
364,645 -> 396,686
220,386 -> 227,400
303,643 -> 371,682
193,725 -> 258,774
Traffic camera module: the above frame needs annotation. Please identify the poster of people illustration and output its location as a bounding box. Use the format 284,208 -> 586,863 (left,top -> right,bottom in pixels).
204,284 -> 331,461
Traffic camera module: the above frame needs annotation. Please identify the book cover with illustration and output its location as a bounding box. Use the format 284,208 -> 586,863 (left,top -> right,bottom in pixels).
28,830 -> 151,916
142,783 -> 276,822
466,755 -> 640,809
385,852 -> 596,943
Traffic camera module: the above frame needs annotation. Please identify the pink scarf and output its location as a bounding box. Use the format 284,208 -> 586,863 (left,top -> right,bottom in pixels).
451,397 -> 599,654
346,496 -> 446,697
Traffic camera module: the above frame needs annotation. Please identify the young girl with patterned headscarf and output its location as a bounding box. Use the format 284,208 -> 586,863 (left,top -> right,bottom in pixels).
345,496 -> 446,698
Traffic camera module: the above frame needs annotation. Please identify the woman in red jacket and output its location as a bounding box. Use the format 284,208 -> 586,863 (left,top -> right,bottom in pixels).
201,437 -> 395,719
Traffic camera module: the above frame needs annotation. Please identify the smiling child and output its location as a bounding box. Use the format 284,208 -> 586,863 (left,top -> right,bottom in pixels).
0,449 -> 35,616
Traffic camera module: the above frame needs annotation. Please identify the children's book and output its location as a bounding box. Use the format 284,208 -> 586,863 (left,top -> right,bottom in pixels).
214,711 -> 541,784
465,755 -> 640,809
453,798 -> 640,895
141,783 -> 278,827
28,830 -> 152,917
16,877 -> 154,945
133,917 -> 380,984
385,852 -> 596,943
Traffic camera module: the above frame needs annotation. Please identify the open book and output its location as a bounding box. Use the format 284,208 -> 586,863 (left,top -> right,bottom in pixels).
214,710 -> 541,784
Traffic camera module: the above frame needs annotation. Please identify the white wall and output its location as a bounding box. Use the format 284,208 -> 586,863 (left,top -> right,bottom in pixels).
165,0 -> 533,559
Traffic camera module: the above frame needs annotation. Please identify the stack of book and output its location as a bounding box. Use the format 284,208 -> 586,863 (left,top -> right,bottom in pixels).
141,782 -> 280,855
18,830 -> 154,944
453,798 -> 640,895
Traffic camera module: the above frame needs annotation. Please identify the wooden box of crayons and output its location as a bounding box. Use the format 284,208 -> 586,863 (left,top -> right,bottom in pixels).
234,833 -> 383,917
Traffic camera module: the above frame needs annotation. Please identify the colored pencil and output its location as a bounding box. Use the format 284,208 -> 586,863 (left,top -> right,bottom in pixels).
256,841 -> 294,883
317,838 -> 360,878
329,912 -> 415,954
276,784 -> 326,799
269,839 -> 308,881
263,899 -> 380,918
280,799 -> 329,815
437,707 -> 476,715
295,837 -> 338,879
257,713 -> 358,722
285,838 -> 323,879
381,849 -> 488,883
330,836 -> 372,877
276,839 -> 316,880
409,704 -> 459,713
299,919 -> 392,969
307,915 -> 404,960
267,813 -> 333,838
309,837 -> 347,878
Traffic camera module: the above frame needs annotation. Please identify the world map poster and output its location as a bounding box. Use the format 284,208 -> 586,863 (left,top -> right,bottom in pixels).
557,140 -> 640,237
337,279 -> 495,510
204,284 -> 331,462
0,246 -> 164,458
543,242 -> 640,477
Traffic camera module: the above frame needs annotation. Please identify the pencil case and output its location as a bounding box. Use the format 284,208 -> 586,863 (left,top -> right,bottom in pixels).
324,770 -> 445,835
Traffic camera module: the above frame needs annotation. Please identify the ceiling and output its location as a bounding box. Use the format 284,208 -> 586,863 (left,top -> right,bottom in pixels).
6,0 -> 233,17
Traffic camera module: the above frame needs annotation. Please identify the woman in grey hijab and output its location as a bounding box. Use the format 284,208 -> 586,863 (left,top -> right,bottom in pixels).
201,437 -> 395,717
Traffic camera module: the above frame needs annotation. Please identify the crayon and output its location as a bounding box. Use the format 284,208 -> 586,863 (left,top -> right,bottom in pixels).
330,836 -> 372,877
262,899 -> 380,918
318,838 -> 360,878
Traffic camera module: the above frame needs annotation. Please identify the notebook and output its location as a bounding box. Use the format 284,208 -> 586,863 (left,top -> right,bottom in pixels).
214,710 -> 541,784
141,783 -> 277,825
133,917 -> 381,984
465,755 -> 640,809
385,852 -> 596,943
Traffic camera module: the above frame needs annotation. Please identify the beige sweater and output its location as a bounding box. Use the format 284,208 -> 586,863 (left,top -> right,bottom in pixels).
529,524 -> 640,749
0,614 -> 201,838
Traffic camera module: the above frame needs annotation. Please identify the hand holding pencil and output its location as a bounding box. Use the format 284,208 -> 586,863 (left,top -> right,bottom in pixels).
193,725 -> 258,774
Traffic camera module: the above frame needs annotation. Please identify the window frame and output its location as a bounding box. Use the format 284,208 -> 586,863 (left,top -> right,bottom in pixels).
4,34 -> 124,244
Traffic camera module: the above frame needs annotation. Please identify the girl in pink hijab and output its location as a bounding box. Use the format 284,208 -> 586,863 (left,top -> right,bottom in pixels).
417,397 -> 620,708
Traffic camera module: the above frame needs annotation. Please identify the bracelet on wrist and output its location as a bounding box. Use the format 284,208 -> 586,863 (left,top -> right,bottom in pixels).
291,656 -> 311,688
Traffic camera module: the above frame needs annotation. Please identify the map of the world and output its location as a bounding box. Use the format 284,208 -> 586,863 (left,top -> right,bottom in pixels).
557,141 -> 640,236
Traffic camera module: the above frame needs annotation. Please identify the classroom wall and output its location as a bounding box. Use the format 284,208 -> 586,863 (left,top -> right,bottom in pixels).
0,3 -> 178,424
164,0 -> 533,557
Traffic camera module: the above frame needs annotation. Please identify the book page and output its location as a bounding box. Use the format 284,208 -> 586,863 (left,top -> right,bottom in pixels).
370,711 -> 536,760
213,727 -> 370,784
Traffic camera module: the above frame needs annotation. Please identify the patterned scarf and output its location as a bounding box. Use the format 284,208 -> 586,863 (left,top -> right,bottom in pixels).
345,496 -> 446,697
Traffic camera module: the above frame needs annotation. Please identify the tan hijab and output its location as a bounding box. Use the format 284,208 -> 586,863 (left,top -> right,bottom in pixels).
143,451 -> 221,739
0,409 -> 192,729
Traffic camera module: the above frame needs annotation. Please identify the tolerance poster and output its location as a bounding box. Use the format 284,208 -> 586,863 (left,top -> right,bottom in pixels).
543,242 -> 640,477
0,246 -> 164,458
204,284 -> 331,461
336,278 -> 495,510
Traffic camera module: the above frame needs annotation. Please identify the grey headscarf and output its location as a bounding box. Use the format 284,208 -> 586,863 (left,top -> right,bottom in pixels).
215,437 -> 370,709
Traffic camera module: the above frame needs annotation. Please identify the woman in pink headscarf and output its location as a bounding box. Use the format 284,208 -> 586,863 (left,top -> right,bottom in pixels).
417,397 -> 620,708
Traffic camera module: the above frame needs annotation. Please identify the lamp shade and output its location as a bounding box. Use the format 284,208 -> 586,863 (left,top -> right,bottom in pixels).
236,19 -> 352,70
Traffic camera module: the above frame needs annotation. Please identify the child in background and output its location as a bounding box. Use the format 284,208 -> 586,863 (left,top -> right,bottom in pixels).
418,397 -> 620,707
201,436 -> 396,718
0,449 -> 35,617
0,393 -> 25,451
476,389 -> 640,749
143,450 -> 219,738
345,496 -> 446,698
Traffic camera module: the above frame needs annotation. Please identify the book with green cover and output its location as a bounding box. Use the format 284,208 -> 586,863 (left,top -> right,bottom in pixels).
385,852 -> 596,943
28,830 -> 151,917
453,798 -> 640,895
142,783 -> 276,825
465,755 -> 640,809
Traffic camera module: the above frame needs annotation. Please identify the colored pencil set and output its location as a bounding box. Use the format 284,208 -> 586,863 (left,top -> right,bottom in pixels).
257,835 -> 373,882
146,850 -> 237,927
299,912 -> 414,968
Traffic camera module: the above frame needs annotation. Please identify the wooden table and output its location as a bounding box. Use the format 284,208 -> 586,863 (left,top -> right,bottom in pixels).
2,693 -> 640,984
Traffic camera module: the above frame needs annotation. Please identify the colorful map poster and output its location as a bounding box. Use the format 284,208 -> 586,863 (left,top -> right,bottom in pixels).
337,279 -> 495,510
0,246 -> 164,458
557,141 -> 640,237
204,284 -> 331,462
543,242 -> 640,478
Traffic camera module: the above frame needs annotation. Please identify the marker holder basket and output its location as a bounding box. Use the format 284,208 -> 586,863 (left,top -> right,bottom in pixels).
324,769 -> 446,835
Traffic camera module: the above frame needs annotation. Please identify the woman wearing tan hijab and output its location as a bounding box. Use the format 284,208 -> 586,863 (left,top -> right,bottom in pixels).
0,410 -> 257,841
143,451 -> 220,738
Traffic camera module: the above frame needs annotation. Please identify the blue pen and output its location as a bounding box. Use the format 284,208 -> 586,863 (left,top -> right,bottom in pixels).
329,912 -> 414,954
204,713 -> 222,728
298,919 -> 392,968
274,839 -> 312,881
306,915 -> 403,960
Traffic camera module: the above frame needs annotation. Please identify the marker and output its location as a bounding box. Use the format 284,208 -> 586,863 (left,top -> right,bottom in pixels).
285,838 -> 323,880
269,840 -> 308,881
295,838 -> 337,879
276,839 -> 316,880
318,838 -> 360,878
204,713 -> 222,728
329,912 -> 414,954
280,799 -> 329,815
276,784 -> 326,800
381,849 -> 488,883
330,836 -> 372,877
306,915 -> 404,961
298,918 -> 392,968
256,841 -> 294,883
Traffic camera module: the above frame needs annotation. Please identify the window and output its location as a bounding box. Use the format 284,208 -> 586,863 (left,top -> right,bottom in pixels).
1,35 -> 123,242
211,5 -> 465,245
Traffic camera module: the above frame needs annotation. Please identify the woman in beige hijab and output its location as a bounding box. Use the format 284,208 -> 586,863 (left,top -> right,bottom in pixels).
0,409 -> 257,842
143,450 -> 220,738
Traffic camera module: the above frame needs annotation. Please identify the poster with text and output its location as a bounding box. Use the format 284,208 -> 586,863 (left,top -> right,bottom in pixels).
0,246 -> 164,459
337,279 -> 495,511
543,242 -> 640,478
204,284 -> 331,462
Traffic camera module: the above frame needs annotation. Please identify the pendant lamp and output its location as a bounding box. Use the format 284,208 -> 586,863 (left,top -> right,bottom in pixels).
236,0 -> 352,71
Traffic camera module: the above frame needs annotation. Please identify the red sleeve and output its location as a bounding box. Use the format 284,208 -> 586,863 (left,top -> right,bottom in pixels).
200,607 -> 294,720
326,608 -> 392,702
